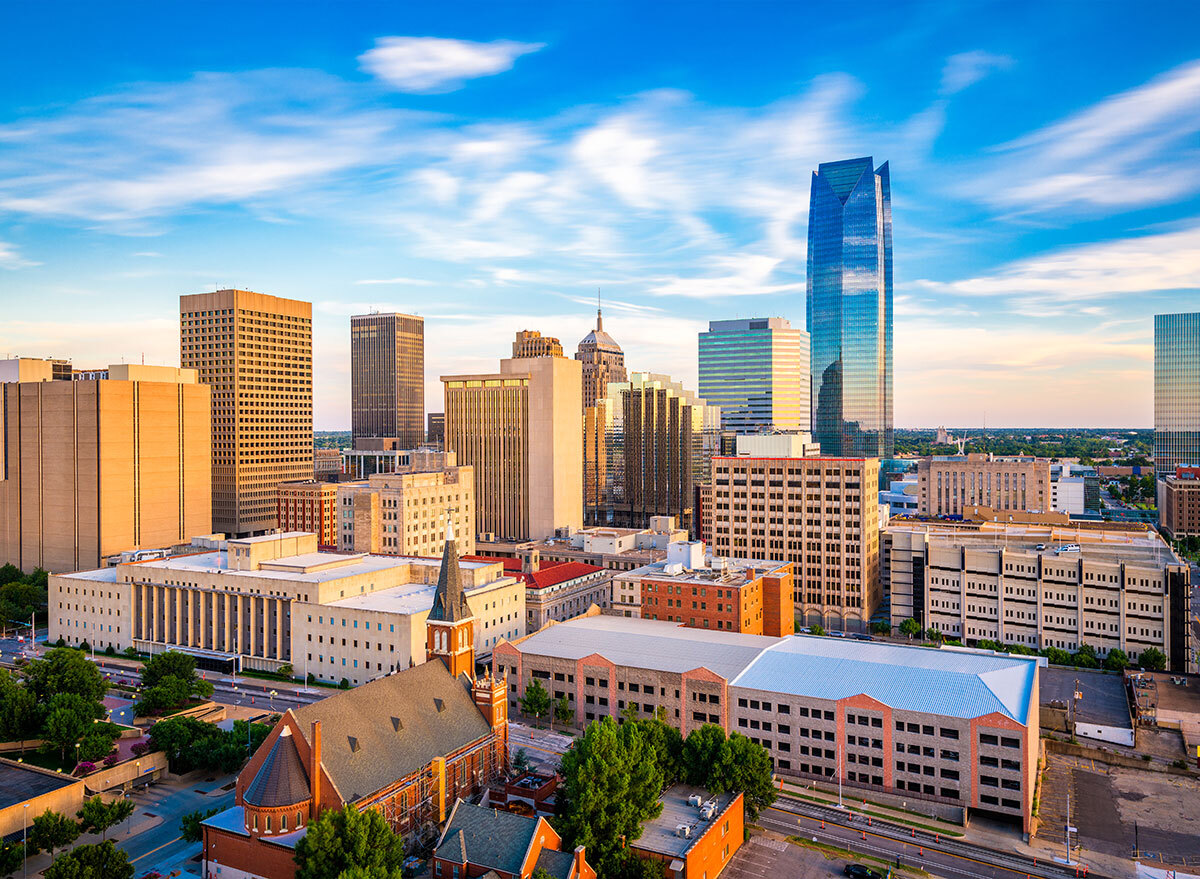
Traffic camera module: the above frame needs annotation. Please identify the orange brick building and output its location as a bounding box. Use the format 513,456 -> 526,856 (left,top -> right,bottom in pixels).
275,481 -> 338,548
631,785 -> 743,879
433,800 -> 596,879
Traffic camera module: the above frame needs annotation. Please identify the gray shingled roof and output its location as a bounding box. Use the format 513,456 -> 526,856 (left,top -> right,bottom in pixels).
244,727 -> 310,808
429,536 -> 471,623
435,801 -> 538,874
290,661 -> 492,803
534,848 -> 575,879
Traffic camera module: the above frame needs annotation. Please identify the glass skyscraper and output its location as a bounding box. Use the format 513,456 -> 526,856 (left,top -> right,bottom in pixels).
1154,312 -> 1200,475
698,317 -> 810,434
806,156 -> 893,459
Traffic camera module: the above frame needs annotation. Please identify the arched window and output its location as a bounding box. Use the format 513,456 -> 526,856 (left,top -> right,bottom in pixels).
266,815 -> 272,833
281,813 -> 287,831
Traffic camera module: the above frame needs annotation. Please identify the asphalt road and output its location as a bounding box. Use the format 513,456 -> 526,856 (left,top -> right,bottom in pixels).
118,774 -> 237,873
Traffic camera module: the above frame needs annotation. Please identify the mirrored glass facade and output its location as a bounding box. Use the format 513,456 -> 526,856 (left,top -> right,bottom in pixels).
698,317 -> 810,434
806,156 -> 893,458
1155,312 -> 1200,475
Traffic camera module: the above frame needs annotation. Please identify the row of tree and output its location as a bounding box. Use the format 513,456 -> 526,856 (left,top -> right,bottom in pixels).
0,798 -> 137,879
135,650 -> 214,716
148,715 -> 272,773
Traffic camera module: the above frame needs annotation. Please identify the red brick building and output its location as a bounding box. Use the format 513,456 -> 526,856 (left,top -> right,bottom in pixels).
275,481 -> 338,548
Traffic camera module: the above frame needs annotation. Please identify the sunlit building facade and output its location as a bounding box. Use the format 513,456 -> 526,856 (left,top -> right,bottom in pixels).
698,318 -> 810,434
1154,312 -> 1200,476
807,157 -> 893,459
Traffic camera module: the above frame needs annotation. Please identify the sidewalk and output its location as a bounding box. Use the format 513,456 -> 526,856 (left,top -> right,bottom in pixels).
779,778 -> 966,836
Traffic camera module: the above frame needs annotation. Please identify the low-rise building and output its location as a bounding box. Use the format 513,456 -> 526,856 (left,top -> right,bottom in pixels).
433,799 -> 596,879
277,482 -> 339,548
495,614 -> 1040,832
467,554 -> 610,631
0,759 -> 86,839
918,454 -> 1052,517
313,449 -> 343,479
478,517 -> 690,575
613,541 -> 794,636
50,531 -> 524,683
886,521 -> 1191,671
1158,467 -> 1200,538
632,785 -> 743,879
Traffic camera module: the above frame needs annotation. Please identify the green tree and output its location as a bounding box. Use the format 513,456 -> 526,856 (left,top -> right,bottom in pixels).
682,725 -> 776,821
43,706 -> 88,761
293,804 -> 405,879
1139,647 -> 1167,671
0,563 -> 21,585
43,841 -> 133,879
1103,649 -> 1129,672
530,870 -> 555,879
809,624 -> 826,636
77,723 -> 121,762
520,679 -> 552,723
898,618 -> 922,638
926,626 -> 944,643
77,796 -> 135,840
142,650 -> 198,688
0,668 -> 40,750
0,841 -> 22,879
556,718 -> 663,878
633,716 -> 683,786
180,807 -> 221,843
512,747 -> 532,775
336,867 -> 404,879
1073,643 -> 1100,669
869,621 -> 891,635
553,696 -> 574,729
22,647 -> 107,704
138,651 -> 213,715
1041,646 -> 1072,666
29,809 -> 80,857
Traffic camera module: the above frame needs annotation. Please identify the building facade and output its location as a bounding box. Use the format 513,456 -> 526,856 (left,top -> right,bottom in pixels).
0,365 -> 212,573
467,554 -> 611,631
705,455 -> 880,632
1159,467 -> 1200,538
335,451 -> 475,557
1155,311 -> 1200,476
632,786 -> 743,879
886,522 -> 1191,671
180,289 -> 313,538
917,455 -> 1052,517
698,317 -> 811,434
512,329 -> 564,359
495,614 -> 1040,832
350,312 -> 425,450
443,356 -> 583,542
0,356 -> 72,384
807,157 -> 893,459
575,307 -> 627,411
50,531 -> 525,681
427,412 -> 445,445
276,481 -> 338,548
585,372 -> 720,531
613,542 -> 795,637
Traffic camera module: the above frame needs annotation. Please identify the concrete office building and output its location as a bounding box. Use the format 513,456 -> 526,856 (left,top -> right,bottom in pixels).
512,329 -> 564,359
917,455 -> 1052,517
313,449 -> 343,479
698,318 -> 810,434
1154,312 -> 1200,476
50,531 -> 525,681
585,372 -> 720,531
276,482 -> 338,548
495,614 -> 1040,832
0,356 -> 72,384
575,307 -> 627,411
886,521 -> 1191,671
442,355 -> 583,542
1050,462 -> 1100,517
181,289 -> 313,538
612,541 -> 795,636
335,451 -> 475,557
1158,467 -> 1200,538
0,364 -> 212,573
807,157 -> 893,459
351,312 -> 424,450
705,454 -> 880,632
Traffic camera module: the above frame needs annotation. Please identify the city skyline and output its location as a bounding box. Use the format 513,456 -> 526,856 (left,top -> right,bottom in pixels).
2,3 -> 1200,429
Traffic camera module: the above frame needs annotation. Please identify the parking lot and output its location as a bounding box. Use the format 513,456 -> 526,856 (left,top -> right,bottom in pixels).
723,835 -> 847,879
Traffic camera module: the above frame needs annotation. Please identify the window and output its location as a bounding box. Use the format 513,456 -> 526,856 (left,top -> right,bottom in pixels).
940,728 -> 959,740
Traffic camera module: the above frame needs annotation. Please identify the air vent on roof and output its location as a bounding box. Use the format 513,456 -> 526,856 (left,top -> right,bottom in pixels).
348,736 -> 360,753
391,716 -> 403,732
434,698 -> 445,713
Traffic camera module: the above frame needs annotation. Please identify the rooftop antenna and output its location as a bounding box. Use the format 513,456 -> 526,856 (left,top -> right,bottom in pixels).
596,288 -> 603,331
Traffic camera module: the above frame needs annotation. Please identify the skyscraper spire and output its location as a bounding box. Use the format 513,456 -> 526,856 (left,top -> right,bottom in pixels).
596,288 -> 603,332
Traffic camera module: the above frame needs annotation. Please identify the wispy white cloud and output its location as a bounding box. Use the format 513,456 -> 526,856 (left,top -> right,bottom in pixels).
0,240 -> 38,269
353,277 -> 435,286
940,51 -> 1013,94
969,58 -> 1200,213
359,37 -> 543,93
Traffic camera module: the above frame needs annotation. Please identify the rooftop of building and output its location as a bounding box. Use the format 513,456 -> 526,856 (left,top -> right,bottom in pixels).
436,800 -> 567,877
634,785 -> 738,860
0,758 -> 82,811
1041,667 -> 1132,730
622,557 -> 790,588
887,521 -> 1181,568
732,639 -> 1038,722
463,556 -> 605,590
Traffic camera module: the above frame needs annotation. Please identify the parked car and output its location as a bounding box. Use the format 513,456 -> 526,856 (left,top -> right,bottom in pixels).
829,630 -> 846,638
852,633 -> 873,641
843,865 -> 885,879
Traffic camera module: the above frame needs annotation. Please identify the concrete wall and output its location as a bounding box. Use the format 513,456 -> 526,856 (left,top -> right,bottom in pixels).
0,767 -> 86,838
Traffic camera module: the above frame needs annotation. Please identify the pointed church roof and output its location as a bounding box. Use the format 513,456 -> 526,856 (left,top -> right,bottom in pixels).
429,519 -> 471,623
243,726 -> 310,808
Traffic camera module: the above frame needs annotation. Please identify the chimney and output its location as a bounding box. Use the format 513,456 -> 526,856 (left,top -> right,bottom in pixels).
573,846 -> 587,877
310,720 -> 322,814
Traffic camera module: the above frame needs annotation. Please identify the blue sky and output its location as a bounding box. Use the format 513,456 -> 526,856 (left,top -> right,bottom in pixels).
2,0 -> 1198,429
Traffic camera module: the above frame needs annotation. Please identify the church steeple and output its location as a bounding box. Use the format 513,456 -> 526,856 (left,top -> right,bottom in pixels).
427,515 -> 475,678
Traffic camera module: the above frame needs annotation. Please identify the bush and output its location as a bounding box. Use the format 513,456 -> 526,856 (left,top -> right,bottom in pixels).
103,754 -> 120,767
74,761 -> 97,776
339,678 -> 351,689
130,741 -> 151,757
104,645 -> 116,656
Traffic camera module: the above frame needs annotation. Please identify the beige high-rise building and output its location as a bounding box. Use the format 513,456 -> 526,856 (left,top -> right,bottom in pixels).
574,308 -> 627,411
0,364 -> 212,573
336,450 -> 475,557
511,330 -> 564,359
180,289 -> 313,538
917,454 -> 1051,517
443,356 -> 582,541
706,453 -> 880,632
350,312 -> 424,449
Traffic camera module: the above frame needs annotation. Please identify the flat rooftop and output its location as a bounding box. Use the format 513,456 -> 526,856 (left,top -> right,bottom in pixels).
635,785 -> 738,860
626,558 -> 790,588
1041,667 -> 1132,730
0,759 -> 81,810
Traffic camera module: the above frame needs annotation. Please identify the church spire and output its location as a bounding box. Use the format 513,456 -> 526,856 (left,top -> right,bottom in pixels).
426,510 -> 475,678
429,513 -> 470,623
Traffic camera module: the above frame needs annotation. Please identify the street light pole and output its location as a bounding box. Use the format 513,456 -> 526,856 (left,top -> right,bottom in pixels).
23,803 -> 29,879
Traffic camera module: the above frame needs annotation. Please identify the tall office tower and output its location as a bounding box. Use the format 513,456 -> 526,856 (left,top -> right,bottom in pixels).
511,329 -> 564,359
0,365 -> 211,573
807,156 -> 893,459
1155,312 -> 1200,475
180,289 -> 313,538
575,307 -> 627,410
585,372 -> 720,531
698,317 -> 810,434
350,312 -> 425,449
442,356 -> 582,541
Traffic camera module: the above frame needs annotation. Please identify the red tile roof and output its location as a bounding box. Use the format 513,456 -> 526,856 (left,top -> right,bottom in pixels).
462,556 -> 603,589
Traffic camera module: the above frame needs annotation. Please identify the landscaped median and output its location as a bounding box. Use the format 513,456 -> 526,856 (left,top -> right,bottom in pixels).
778,780 -> 966,837
785,834 -> 932,877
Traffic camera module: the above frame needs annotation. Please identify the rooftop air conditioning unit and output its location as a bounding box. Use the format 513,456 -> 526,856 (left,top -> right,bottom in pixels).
687,794 -> 703,807
700,804 -> 716,820
675,824 -> 692,839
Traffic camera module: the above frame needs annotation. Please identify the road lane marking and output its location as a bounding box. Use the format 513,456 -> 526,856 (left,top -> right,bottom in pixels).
130,835 -> 182,863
